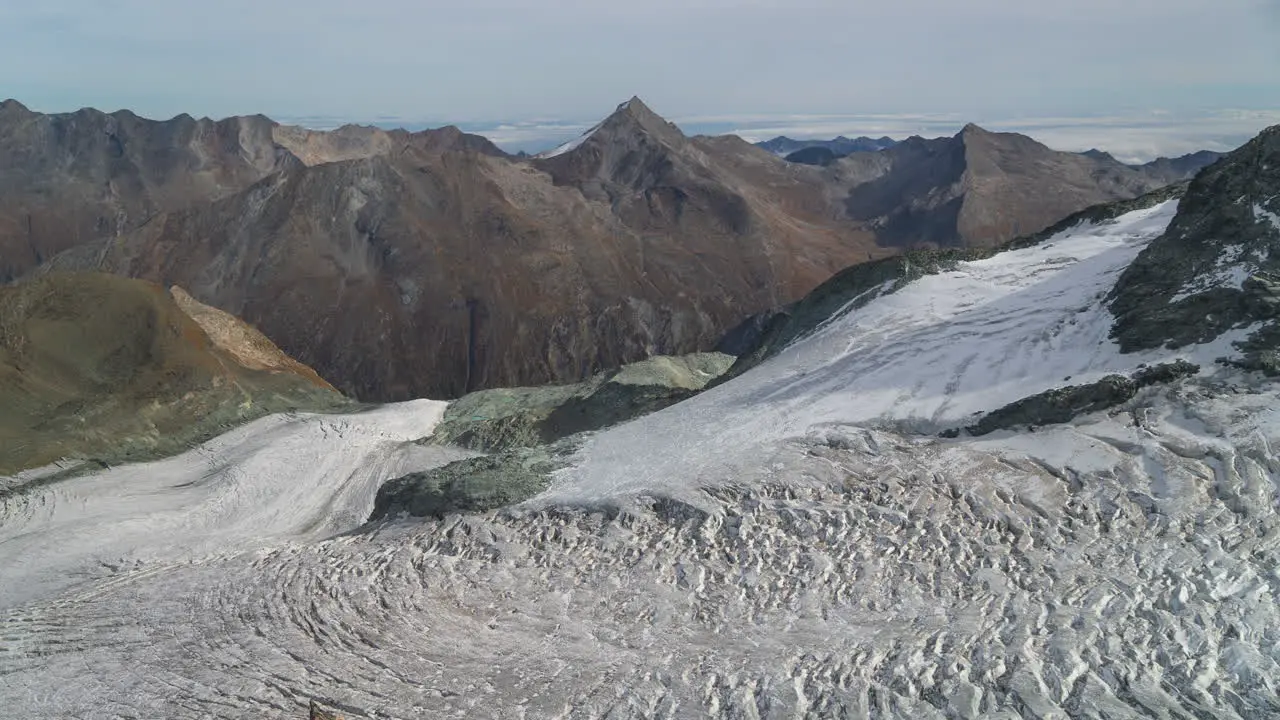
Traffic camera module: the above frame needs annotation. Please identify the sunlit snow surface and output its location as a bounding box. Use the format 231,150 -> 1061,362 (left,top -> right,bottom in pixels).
3,202 -> 1279,718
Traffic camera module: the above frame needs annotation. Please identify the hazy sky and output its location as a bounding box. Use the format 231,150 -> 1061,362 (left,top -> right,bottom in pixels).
3,0 -> 1277,119
1,1 -> 1278,157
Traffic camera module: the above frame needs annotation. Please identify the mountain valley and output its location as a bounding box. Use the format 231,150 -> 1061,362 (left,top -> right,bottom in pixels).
0,92 -> 1277,719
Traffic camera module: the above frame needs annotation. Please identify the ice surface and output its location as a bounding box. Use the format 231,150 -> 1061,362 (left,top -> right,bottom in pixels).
2,381 -> 1277,718
2,199 -> 1278,718
0,399 -> 467,610
547,199 -> 1251,501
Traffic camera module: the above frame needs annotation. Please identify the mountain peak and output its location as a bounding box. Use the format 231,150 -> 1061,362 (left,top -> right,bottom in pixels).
1081,148 -> 1119,163
0,98 -> 29,113
619,95 -> 647,112
607,95 -> 674,134
537,96 -> 683,159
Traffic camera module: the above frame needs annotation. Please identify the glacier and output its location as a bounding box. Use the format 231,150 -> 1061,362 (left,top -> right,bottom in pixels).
1,202 -> 1278,718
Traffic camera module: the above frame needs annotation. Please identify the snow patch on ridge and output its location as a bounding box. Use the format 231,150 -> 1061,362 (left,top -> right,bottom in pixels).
1170,244 -> 1254,302
1256,202 -> 1280,232
536,120 -> 603,158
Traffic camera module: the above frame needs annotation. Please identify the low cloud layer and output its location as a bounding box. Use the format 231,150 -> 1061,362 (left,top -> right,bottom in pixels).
404,109 -> 1276,163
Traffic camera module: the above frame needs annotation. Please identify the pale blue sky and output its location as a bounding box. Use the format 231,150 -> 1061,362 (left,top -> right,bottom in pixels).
2,0 -> 1277,157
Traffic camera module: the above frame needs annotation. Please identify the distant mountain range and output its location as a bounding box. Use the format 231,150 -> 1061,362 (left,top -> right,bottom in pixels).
1080,147 -> 1223,182
755,135 -> 898,157
765,132 -> 1223,177
0,96 -> 1230,402
826,123 -> 1208,247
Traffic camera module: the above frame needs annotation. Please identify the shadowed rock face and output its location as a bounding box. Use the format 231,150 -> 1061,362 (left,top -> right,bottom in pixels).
784,146 -> 842,166
1110,124 -> 1280,371
0,272 -> 345,476
1132,150 -> 1224,184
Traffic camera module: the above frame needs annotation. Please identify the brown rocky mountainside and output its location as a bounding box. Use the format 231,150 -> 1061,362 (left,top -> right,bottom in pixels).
5,96 -> 1199,401
0,99 -> 286,281
272,123 -> 508,166
831,123 -> 1178,247
37,98 -> 885,400
0,273 -> 345,476
0,99 -> 507,282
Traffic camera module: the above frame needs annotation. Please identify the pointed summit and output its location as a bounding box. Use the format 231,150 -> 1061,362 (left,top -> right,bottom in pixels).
598,95 -> 684,144
0,98 -> 30,114
536,97 -> 684,160
1081,148 -> 1119,163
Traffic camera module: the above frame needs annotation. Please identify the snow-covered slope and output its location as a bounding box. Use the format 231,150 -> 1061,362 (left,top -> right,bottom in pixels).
1,200 -> 1278,718
0,400 -> 467,610
535,123 -> 601,159
546,198 -> 1253,501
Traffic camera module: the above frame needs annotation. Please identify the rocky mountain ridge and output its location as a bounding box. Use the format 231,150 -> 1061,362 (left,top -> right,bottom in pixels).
4,96 -> 1215,401
1110,124 -> 1280,371
28,97 -> 885,400
755,134 -> 898,157
831,123 -> 1199,248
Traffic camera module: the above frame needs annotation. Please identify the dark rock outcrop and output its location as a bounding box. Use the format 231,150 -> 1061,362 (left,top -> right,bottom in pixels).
1110,125 -> 1280,369
371,442 -> 574,521
961,361 -> 1200,436
309,700 -> 344,720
